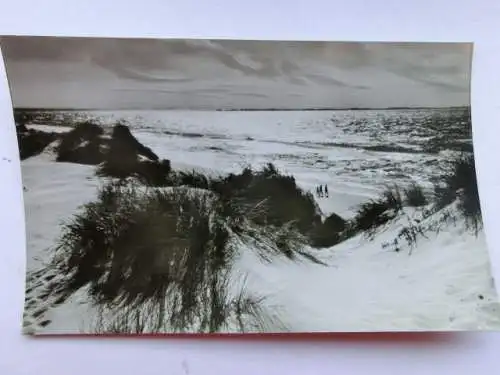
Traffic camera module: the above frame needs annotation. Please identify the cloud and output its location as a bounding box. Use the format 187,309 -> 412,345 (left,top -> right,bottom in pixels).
229,92 -> 270,99
0,36 -> 472,109
364,42 -> 472,93
0,36 -> 87,61
304,73 -> 370,89
106,67 -> 193,83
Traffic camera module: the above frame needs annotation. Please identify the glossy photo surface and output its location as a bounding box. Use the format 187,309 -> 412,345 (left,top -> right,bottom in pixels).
1,36 -> 498,335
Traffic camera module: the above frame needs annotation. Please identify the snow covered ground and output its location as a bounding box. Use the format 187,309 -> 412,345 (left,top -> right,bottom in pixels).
25,124 -> 73,134
20,108 -> 500,334
233,207 -> 500,332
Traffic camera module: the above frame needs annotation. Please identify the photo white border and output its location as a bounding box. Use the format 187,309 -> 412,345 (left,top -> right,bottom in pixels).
1,1 -> 500,373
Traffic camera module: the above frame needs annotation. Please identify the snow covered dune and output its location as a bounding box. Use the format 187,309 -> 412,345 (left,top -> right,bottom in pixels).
21,154 -> 500,334
235,204 -> 500,332
17,108 -> 500,334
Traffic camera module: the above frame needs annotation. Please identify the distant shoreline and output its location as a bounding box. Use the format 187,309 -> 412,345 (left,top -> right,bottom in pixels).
13,106 -> 470,112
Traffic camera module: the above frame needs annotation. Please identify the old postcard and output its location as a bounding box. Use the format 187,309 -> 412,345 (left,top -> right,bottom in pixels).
1,36 -> 498,334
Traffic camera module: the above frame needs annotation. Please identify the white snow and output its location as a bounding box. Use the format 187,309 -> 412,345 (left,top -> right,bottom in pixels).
26,124 -> 73,133
22,147 -> 100,271
233,207 -> 500,332
20,108 -> 500,334
21,154 -> 101,334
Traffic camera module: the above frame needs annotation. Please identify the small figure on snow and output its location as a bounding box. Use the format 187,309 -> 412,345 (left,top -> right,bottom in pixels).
324,184 -> 329,198
319,184 -> 323,198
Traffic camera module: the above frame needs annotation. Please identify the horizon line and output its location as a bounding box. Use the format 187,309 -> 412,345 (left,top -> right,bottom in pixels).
12,105 -> 471,112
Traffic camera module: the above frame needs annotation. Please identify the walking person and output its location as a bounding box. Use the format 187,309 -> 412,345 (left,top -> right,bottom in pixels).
319,184 -> 323,198
325,184 -> 329,198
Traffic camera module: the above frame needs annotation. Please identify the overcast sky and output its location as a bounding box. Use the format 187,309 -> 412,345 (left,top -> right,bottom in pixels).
0,36 -> 472,110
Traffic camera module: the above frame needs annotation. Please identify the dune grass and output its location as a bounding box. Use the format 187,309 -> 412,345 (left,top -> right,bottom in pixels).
381,153 -> 483,254
91,272 -> 287,334
17,129 -> 60,160
56,121 -> 106,165
50,181 -> 233,331
50,178 -> 298,332
403,182 -> 428,207
351,185 -> 403,236
158,163 -> 336,248
309,212 -> 347,248
97,159 -> 173,186
434,153 -> 482,232
210,163 -> 325,243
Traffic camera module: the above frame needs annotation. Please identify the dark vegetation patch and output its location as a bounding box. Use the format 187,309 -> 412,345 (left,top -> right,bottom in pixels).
56,122 -> 106,165
16,126 -> 60,160
351,186 -> 403,235
92,276 -> 286,334
160,163 -> 346,249
45,121 -> 173,186
49,181 -> 292,332
381,154 -> 483,255
211,163 -> 322,236
174,169 -> 212,189
95,124 -> 171,186
308,213 -> 346,248
434,153 -> 482,232
15,117 -> 172,186
403,182 -> 428,207
51,182 -> 232,331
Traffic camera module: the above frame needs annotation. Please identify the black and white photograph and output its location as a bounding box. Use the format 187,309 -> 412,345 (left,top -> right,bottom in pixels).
2,36 -> 499,334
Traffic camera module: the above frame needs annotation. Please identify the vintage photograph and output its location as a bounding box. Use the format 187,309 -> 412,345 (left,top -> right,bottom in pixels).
2,36 -> 499,334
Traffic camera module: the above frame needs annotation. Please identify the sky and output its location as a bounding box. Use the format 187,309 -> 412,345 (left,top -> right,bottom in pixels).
0,36 -> 472,110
